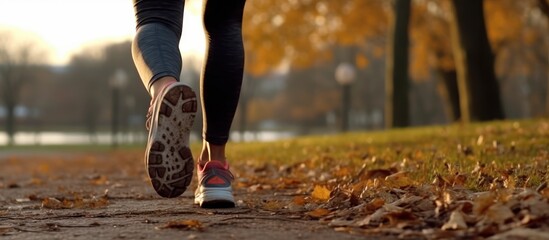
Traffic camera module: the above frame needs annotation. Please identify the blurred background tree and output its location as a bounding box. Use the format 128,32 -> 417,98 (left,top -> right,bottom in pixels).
0,0 -> 547,145
450,0 -> 503,122
385,0 -> 411,128
0,29 -> 49,145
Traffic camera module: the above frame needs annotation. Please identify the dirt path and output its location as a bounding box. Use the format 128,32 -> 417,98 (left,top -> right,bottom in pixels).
0,151 -> 362,240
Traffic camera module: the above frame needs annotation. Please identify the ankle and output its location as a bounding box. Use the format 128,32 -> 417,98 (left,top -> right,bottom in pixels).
150,77 -> 177,99
199,141 -> 227,166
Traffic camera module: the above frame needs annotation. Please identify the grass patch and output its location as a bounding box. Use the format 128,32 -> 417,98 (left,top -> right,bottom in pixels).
4,118 -> 547,190
228,118 -> 549,190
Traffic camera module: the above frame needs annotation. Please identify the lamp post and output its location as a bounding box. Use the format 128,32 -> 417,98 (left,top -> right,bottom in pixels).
335,62 -> 356,132
110,69 -> 128,149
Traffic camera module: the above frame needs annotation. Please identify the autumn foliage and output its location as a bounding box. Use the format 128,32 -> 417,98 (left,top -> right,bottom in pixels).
240,0 -> 548,127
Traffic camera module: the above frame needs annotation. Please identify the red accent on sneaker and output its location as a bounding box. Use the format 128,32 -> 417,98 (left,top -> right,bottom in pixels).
206,176 -> 227,185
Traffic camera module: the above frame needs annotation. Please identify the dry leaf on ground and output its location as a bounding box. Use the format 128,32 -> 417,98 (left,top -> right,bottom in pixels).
41,196 -> 109,209
306,208 -> 331,219
441,210 -> 467,230
311,185 -> 331,200
158,219 -> 205,231
487,228 -> 549,240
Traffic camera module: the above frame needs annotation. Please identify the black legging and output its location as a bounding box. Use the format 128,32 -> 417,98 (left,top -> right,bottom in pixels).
132,0 -> 246,145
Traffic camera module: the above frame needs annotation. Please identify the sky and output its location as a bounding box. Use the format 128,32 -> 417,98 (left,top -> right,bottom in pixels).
0,0 -> 205,66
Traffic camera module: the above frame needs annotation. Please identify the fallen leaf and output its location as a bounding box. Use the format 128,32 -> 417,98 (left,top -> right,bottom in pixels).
414,198 -> 436,212
28,178 -> 44,186
287,202 -> 305,212
363,168 -> 397,180
311,185 -> 331,201
28,194 -> 40,201
453,174 -> 467,187
385,211 -> 417,226
37,163 -> 51,174
355,207 -> 386,227
158,219 -> 204,231
392,195 -> 423,207
328,218 -> 355,228
540,188 -> 549,199
90,175 -> 109,185
484,203 -> 514,225
0,226 -> 14,235
383,203 -> 404,212
521,194 -> 549,217
292,195 -> 307,206
334,167 -> 352,177
486,228 -> 549,240
433,174 -> 451,188
473,192 -> 495,215
42,197 -> 64,209
365,198 -> 385,212
385,171 -> 412,187
41,196 -> 109,209
441,210 -> 467,230
306,208 -> 331,219
262,200 -> 284,211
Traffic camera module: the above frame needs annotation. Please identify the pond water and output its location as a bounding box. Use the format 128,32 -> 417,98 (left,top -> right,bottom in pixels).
0,130 -> 295,146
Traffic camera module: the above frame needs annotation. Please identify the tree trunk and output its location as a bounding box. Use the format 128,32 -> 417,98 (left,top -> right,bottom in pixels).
1,68 -> 17,146
436,69 -> 460,122
538,0 -> 549,116
385,0 -> 411,128
5,100 -> 15,146
450,0 -> 504,122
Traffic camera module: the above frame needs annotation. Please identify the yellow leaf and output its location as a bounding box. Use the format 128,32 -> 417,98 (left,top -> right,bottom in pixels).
311,185 -> 331,200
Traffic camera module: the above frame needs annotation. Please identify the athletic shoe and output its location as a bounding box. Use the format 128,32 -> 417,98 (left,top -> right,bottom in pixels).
194,160 -> 235,208
145,82 -> 197,198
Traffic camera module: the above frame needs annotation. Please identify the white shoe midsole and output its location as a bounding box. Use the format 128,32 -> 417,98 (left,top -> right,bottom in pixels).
194,186 -> 234,204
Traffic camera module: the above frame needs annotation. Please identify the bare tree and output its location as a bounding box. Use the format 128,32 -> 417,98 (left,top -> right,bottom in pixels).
0,29 -> 48,145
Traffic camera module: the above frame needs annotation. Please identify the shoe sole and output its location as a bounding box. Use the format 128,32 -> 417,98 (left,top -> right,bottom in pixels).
145,83 -> 197,198
195,186 -> 235,208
